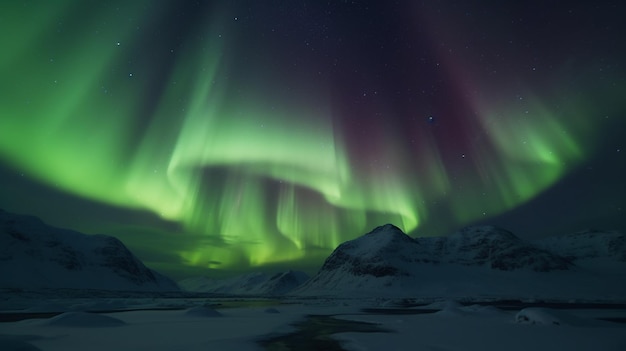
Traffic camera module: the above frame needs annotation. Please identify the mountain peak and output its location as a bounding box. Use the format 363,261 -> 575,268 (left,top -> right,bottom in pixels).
362,223 -> 415,246
369,223 -> 404,233
314,224 -> 419,280
298,224 -> 583,296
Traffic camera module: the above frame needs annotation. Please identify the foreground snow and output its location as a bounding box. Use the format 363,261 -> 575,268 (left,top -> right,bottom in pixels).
334,305 -> 626,351
0,304 -> 308,351
1,297 -> 625,351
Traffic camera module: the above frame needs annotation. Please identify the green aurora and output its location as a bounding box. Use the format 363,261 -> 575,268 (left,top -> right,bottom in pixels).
1,1 -> 624,278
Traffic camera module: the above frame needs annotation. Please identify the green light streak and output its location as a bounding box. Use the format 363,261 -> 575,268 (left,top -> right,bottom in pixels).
448,92 -> 590,223
0,2 -> 422,270
0,1 -> 613,273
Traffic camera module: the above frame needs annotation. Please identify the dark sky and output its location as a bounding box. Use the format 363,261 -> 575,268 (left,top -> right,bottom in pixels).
0,0 -> 624,279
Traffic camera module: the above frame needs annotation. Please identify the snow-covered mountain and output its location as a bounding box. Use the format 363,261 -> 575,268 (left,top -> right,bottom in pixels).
0,209 -> 178,291
295,224 -> 626,299
417,225 -> 572,271
306,224 -> 569,279
534,229 -> 626,262
179,270 -> 309,296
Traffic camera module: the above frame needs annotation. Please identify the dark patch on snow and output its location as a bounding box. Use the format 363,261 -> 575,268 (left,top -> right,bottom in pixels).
258,314 -> 390,351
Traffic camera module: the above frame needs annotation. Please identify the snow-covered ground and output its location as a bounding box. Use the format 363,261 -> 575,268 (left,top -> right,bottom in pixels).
334,302 -> 626,351
1,295 -> 625,351
0,300 -> 307,351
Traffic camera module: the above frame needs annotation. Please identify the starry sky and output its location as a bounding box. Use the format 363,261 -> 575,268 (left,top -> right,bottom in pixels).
1,1 -> 624,279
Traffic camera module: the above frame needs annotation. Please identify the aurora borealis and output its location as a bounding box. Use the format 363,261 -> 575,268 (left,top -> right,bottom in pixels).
1,1 -> 624,278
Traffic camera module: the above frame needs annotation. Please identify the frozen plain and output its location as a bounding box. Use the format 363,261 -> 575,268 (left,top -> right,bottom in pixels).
1,294 -> 625,351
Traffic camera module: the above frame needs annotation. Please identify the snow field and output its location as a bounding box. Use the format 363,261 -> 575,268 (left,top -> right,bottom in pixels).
334,306 -> 626,351
1,301 -> 625,351
0,304 -> 312,351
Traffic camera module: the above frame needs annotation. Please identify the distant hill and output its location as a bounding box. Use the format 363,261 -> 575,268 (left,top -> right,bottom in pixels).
0,209 -> 178,291
179,270 -> 309,296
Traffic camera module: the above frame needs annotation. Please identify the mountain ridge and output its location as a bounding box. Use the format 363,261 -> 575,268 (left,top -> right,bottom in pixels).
178,270 -> 309,296
0,209 -> 178,291
295,224 -> 626,298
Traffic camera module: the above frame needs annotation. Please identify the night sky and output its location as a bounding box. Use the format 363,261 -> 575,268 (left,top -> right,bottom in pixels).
1,1 -> 624,279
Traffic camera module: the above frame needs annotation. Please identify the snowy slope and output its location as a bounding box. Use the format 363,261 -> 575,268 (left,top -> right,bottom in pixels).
179,270 -> 309,296
259,270 -> 310,295
420,225 -> 572,271
295,224 -> 626,298
534,229 -> 626,262
0,209 -> 178,291
295,224 -> 421,294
